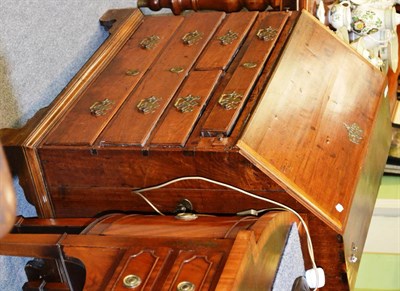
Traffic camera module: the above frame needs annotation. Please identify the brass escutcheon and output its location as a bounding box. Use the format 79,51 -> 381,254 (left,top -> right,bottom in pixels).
126,69 -> 140,76
182,30 -> 203,46
242,62 -> 257,69
140,35 -> 160,50
174,95 -> 201,113
344,122 -> 363,144
123,274 -> 142,288
137,96 -> 161,114
256,27 -> 278,41
218,30 -> 239,45
90,99 -> 114,116
218,91 -> 243,110
170,67 -> 185,74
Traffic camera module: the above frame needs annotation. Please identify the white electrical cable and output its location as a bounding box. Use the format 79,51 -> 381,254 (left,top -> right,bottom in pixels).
132,175 -> 320,289
133,191 -> 165,216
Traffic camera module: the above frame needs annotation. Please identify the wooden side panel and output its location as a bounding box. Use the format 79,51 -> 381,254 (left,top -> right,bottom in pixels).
343,94 -> 391,290
150,70 -> 222,147
201,12 -> 290,137
44,15 -> 184,146
98,12 -> 226,147
237,11 -> 387,232
195,11 -> 258,71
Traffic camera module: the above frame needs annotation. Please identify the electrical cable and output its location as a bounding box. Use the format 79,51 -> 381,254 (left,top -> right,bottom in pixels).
132,175 -> 320,290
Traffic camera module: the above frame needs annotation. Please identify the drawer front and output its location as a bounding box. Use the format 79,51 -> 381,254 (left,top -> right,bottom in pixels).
195,11 -> 258,71
45,15 -> 184,146
109,247 -> 172,290
98,12 -> 225,147
162,250 -> 226,291
201,12 -> 290,137
149,70 -> 222,147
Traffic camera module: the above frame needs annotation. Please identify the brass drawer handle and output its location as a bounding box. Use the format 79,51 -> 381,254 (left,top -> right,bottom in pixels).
90,99 -> 114,116
182,30 -> 203,46
137,96 -> 161,114
177,281 -> 195,291
242,62 -> 257,69
174,95 -> 200,113
256,26 -> 278,41
126,69 -> 140,76
170,67 -> 185,74
218,30 -> 239,45
140,35 -> 160,50
123,274 -> 142,288
218,91 -> 243,110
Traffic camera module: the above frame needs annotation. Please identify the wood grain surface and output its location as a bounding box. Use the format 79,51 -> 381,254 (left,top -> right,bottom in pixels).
237,11 -> 387,233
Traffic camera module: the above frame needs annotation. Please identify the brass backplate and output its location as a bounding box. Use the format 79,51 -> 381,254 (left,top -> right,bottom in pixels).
137,96 -> 161,114
90,99 -> 115,116
256,26 -> 278,41
218,30 -> 239,45
182,30 -> 203,46
140,35 -> 160,50
344,123 -> 364,144
218,91 -> 243,110
174,95 -> 201,113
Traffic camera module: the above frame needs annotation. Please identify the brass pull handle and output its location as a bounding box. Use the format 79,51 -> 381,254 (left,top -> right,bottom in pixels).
174,95 -> 200,113
140,35 -> 160,50
123,274 -> 142,288
170,67 -> 185,74
177,281 -> 195,291
242,62 -> 257,69
256,27 -> 278,41
218,91 -> 243,110
137,96 -> 161,114
90,99 -> 114,116
182,30 -> 203,46
218,30 -> 239,45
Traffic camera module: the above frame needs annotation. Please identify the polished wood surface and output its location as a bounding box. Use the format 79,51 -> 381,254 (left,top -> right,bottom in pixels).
195,11 -> 258,71
0,9 -> 391,290
149,70 -> 222,146
236,12 -> 391,289
10,11 -> 299,219
99,12 -> 225,147
238,11 -> 389,233
45,14 -> 184,146
201,12 -> 290,137
137,0 -> 272,14
0,212 -> 299,290
137,0 -> 313,14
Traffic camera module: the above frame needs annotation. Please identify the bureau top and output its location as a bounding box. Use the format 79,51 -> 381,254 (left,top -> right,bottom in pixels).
41,10 -> 294,150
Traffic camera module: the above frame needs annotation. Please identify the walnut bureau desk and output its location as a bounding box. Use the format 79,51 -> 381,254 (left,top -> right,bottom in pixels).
0,8 -> 392,290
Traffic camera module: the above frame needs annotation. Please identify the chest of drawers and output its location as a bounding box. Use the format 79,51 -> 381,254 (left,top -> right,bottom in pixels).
0,8 -> 392,289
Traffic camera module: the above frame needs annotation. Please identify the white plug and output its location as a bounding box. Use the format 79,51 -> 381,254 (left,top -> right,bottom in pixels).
305,267 -> 325,289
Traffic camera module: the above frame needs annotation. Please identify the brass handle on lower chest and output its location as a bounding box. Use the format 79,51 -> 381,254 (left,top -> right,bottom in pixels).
123,274 -> 142,288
